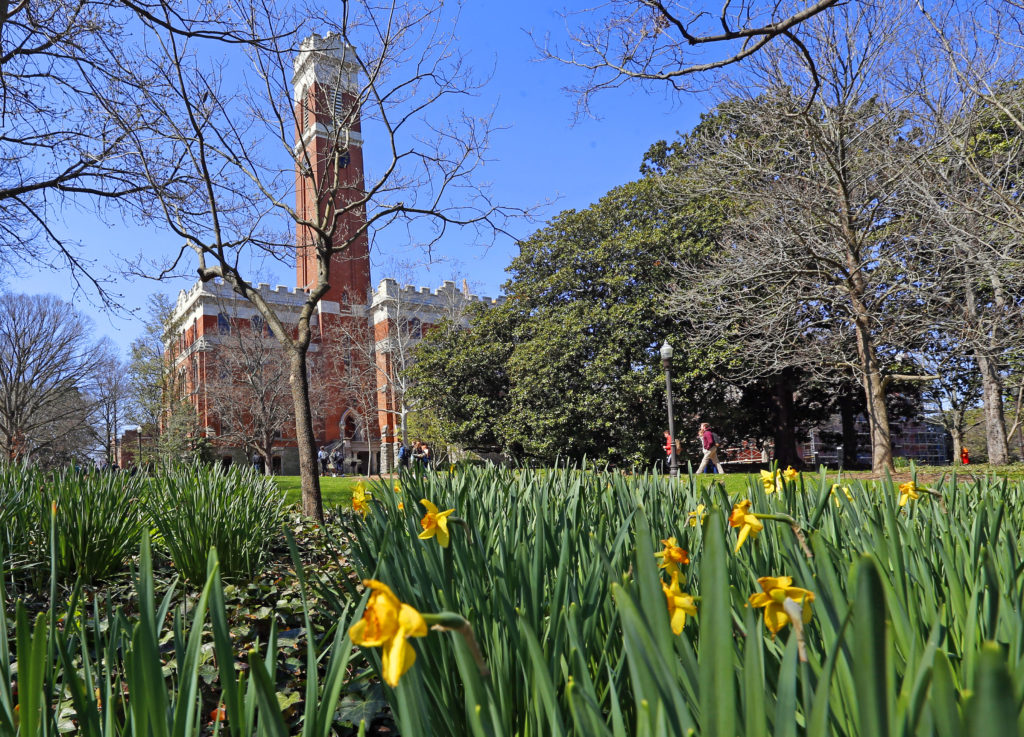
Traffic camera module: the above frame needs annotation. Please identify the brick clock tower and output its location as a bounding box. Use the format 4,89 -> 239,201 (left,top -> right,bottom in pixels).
293,33 -> 375,466
292,33 -> 371,305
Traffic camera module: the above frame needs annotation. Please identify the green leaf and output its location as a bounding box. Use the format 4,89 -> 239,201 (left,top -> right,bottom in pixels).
852,556 -> 890,737
699,507 -> 736,737
966,642 -> 1017,735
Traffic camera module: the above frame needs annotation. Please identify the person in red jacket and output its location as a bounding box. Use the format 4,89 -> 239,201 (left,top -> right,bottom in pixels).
695,422 -> 724,474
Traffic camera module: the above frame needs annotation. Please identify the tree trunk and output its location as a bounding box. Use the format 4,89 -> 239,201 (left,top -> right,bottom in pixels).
963,270 -> 1009,465
950,426 -> 964,467
400,404 -> 409,447
289,348 -> 323,522
839,394 -> 859,468
852,314 -> 893,474
771,372 -> 802,468
976,351 -> 1009,465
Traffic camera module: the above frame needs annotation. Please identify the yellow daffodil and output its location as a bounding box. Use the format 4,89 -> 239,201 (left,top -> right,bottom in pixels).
760,469 -> 782,494
352,483 -> 369,518
687,504 -> 706,527
398,502 -> 404,511
747,576 -> 814,635
729,499 -> 764,553
898,481 -> 919,506
654,537 -> 690,576
349,579 -> 427,687
831,484 -> 853,507
393,481 -> 401,494
418,498 -> 455,547
783,466 -> 799,482
662,570 -> 697,635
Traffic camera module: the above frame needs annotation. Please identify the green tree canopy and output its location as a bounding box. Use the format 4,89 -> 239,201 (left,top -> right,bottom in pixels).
410,176 -> 727,467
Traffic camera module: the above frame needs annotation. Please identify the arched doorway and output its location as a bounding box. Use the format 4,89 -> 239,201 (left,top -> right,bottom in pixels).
339,409 -> 377,475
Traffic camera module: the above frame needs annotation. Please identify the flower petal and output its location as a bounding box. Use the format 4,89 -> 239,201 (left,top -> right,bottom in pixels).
670,606 -> 687,635
397,603 -> 428,638
435,525 -> 450,548
735,524 -> 751,553
758,576 -> 793,592
763,601 -> 790,635
381,635 -> 416,688
748,592 -> 771,608
348,618 -> 369,645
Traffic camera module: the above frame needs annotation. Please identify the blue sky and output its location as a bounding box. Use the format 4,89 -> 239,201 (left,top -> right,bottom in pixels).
16,2 -> 707,357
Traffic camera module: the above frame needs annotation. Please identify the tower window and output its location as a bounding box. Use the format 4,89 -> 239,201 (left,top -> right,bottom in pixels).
251,315 -> 270,336
217,313 -> 231,334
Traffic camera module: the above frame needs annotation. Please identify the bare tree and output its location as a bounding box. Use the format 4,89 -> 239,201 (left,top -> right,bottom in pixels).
661,2 -> 941,473
92,339 -> 130,465
98,1 -> 519,519
125,293 -> 203,467
0,0 -> 227,300
203,307 -> 307,474
536,0 -> 845,116
0,292 -> 108,463
897,3 -> 1024,465
912,341 -> 983,465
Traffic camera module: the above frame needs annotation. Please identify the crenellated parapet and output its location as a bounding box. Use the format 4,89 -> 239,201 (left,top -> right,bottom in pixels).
371,278 -> 505,310
172,280 -> 339,326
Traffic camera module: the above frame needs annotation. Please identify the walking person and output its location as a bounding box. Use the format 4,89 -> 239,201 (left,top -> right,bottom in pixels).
421,443 -> 434,471
317,446 -> 328,476
331,446 -> 345,477
695,422 -> 725,474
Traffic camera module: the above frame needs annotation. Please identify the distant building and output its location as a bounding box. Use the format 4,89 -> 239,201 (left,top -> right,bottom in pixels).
116,427 -> 154,469
796,415 -> 951,467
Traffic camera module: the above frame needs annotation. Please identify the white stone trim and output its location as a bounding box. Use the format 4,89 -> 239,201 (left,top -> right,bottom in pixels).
292,33 -> 360,104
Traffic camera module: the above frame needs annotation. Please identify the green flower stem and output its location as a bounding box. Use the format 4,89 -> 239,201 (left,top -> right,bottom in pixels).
753,513 -> 813,559
448,516 -> 473,542
422,612 -> 490,678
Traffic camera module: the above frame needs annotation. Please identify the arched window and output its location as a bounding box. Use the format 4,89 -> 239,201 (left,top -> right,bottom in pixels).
342,411 -> 363,441
299,85 -> 312,131
251,315 -> 270,336
217,313 -> 231,334
408,318 -> 422,339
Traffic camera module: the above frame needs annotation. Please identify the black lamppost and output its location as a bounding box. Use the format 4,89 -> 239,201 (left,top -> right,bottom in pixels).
660,341 -> 679,477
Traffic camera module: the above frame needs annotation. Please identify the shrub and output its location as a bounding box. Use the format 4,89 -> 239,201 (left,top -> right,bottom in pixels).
0,463 -> 40,574
147,465 -> 285,584
43,468 -> 148,583
0,465 -> 146,583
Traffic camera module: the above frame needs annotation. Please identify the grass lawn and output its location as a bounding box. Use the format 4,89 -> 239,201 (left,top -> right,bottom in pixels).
273,462 -> 1024,509
274,475 -> 364,507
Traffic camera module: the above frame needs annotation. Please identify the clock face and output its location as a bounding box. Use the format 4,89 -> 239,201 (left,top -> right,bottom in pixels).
339,150 -> 351,169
